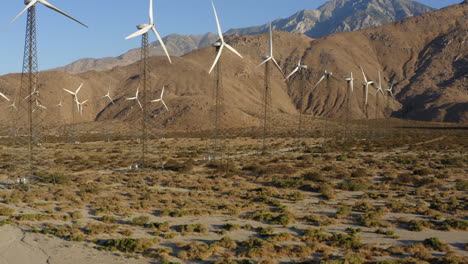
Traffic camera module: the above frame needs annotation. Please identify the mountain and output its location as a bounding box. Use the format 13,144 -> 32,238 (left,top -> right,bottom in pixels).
55,0 -> 434,74
1,2 -> 466,128
227,0 -> 435,37
55,33 -> 218,73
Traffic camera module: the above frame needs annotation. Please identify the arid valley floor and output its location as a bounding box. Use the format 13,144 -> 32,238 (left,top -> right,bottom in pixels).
0,119 -> 466,264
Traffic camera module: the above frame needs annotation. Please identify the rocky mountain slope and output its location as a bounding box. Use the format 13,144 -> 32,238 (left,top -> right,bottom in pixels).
0,2 -> 466,128
55,0 -> 434,74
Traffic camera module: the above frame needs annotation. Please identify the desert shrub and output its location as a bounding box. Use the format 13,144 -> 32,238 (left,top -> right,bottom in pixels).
423,237 -> 448,251
353,201 -> 375,212
70,211 -> 83,220
329,231 -> 361,249
0,220 -> 11,226
358,210 -> 385,227
100,215 -> 116,223
413,168 -> 431,176
302,228 -> 330,242
271,177 -> 303,189
304,214 -> 336,226
302,171 -> 327,182
177,241 -> 214,260
131,216 -> 150,226
239,238 -> 274,258
178,223 -> 208,233
164,159 -> 194,172
455,180 -> 468,191
36,173 -> 70,185
351,168 -> 368,178
146,221 -> 170,231
401,219 -> 432,231
339,179 -> 369,191
440,156 -> 464,167
0,205 -> 14,216
222,223 -> 240,231
215,236 -> 237,249
318,184 -> 336,199
85,223 -> 106,235
97,238 -> 155,253
334,206 -> 352,219
438,218 -> 468,231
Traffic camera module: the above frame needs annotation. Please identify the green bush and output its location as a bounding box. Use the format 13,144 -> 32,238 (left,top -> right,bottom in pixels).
131,216 -> 149,226
97,238 -> 155,253
0,205 -> 14,216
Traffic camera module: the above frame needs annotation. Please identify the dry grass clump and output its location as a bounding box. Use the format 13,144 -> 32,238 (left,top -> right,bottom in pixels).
96,238 -> 156,253
177,241 -> 216,260
0,205 -> 14,216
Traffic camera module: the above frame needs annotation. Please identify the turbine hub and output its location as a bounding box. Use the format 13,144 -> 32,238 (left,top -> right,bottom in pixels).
212,40 -> 222,47
137,24 -> 149,30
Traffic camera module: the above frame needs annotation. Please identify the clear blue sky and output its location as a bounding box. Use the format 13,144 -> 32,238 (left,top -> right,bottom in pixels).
0,0 -> 461,75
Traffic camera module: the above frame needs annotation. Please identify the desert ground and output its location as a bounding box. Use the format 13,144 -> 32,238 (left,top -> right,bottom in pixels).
0,118 -> 466,264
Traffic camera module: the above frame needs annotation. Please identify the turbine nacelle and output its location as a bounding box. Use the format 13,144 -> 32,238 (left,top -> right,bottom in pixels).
212,40 -> 222,47
137,24 -> 150,30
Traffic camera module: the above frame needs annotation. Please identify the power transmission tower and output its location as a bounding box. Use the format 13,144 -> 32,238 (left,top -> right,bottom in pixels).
140,31 -> 150,168
15,6 -> 45,181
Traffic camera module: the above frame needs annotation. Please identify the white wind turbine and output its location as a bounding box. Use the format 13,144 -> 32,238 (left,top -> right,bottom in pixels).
312,62 -> 333,92
151,86 -> 169,111
23,87 -> 39,101
208,0 -> 243,74
5,0 -> 87,30
56,97 -> 63,108
344,72 -> 354,141
126,86 -> 143,110
345,72 -> 354,92
32,99 -> 46,112
102,86 -> 114,104
76,99 -> 88,116
125,0 -> 171,63
257,23 -> 283,76
64,83 -> 83,104
285,58 -> 308,80
386,81 -> 395,98
374,70 -> 385,96
8,99 -> 17,110
360,66 -> 374,107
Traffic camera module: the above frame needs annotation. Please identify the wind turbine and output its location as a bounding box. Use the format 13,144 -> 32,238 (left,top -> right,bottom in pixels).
125,0 -> 171,63
76,99 -> 88,116
4,0 -> 87,180
258,22 -> 284,154
285,58 -> 308,81
125,0 -> 172,169
32,99 -> 46,113
151,86 -> 169,111
64,83 -> 83,105
126,86 -> 143,110
208,0 -> 243,74
258,23 -> 283,75
285,58 -> 309,146
56,97 -> 63,108
374,69 -> 385,129
8,100 -> 17,110
102,86 -> 114,104
208,0 -> 244,161
360,66 -> 374,138
311,63 -> 333,92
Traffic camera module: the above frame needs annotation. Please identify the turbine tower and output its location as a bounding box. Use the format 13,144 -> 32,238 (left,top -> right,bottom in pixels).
344,72 -> 354,142
125,0 -> 171,169
360,66 -> 374,138
312,55 -> 333,140
373,69 -> 385,138
286,58 -> 308,147
257,23 -> 283,154
208,0 -> 243,161
5,0 -> 86,179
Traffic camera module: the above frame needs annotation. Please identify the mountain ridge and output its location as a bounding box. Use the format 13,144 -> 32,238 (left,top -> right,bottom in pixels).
54,0 -> 435,74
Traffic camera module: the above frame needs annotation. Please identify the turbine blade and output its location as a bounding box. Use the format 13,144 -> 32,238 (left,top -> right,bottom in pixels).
162,100 -> 169,111
76,83 -> 83,94
211,0 -> 224,42
225,44 -> 243,59
161,86 -> 165,98
5,0 -> 38,28
257,57 -> 271,68
63,88 -> 74,95
209,44 -> 224,74
137,99 -> 143,110
0,92 -> 10,101
360,66 -> 368,83
378,70 -> 382,89
149,0 -> 154,25
151,99 -> 161,102
285,67 -> 299,80
151,26 -> 172,63
125,25 -> 151,40
269,23 -> 273,57
312,75 -> 326,92
39,0 -> 87,27
271,58 -> 284,77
